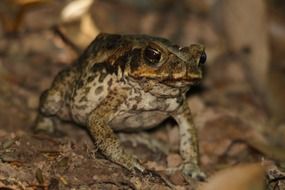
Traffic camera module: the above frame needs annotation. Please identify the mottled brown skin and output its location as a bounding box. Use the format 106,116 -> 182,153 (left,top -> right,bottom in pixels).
34,33 -> 207,180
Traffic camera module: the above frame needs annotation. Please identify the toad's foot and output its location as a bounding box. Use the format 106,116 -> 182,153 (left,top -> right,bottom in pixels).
33,114 -> 56,134
112,149 -> 146,173
167,162 -> 206,182
181,162 -> 206,181
33,114 -> 65,137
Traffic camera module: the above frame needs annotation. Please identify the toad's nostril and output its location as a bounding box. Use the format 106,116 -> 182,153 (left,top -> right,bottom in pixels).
199,51 -> 207,66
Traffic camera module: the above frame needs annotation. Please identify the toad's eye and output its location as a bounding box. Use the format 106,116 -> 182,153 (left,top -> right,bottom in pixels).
144,46 -> 161,65
199,51 -> 207,66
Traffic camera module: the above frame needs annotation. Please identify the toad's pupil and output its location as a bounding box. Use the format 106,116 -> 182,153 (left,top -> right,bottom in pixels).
144,47 -> 161,64
199,51 -> 207,66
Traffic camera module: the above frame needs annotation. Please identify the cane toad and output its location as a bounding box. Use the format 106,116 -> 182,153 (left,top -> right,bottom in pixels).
34,33 -> 207,180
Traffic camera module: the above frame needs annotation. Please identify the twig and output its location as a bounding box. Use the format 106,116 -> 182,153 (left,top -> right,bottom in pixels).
51,25 -> 82,55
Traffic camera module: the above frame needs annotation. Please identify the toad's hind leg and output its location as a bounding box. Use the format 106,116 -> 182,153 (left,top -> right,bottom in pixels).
87,89 -> 145,172
33,68 -> 77,133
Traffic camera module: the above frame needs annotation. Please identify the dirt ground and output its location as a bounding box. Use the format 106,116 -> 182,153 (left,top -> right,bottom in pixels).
0,0 -> 285,189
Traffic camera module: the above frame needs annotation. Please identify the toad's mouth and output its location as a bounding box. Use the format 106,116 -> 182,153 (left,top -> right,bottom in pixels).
159,74 -> 202,88
161,79 -> 201,88
128,73 -> 202,88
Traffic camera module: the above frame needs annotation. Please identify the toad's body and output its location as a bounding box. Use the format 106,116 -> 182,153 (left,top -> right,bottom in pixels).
35,33 -> 206,180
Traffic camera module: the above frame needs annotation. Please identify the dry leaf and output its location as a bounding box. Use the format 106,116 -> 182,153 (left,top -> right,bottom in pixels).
0,0 -> 50,33
198,163 -> 265,190
246,136 -> 285,162
14,0 -> 49,6
61,0 -> 94,22
60,0 -> 99,48
212,0 -> 269,97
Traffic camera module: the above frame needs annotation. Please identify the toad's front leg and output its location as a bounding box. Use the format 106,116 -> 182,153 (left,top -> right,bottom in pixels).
87,90 -> 145,172
172,102 -> 206,181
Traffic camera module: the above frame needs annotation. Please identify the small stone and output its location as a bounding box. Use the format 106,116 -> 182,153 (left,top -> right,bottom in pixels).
167,153 -> 182,168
